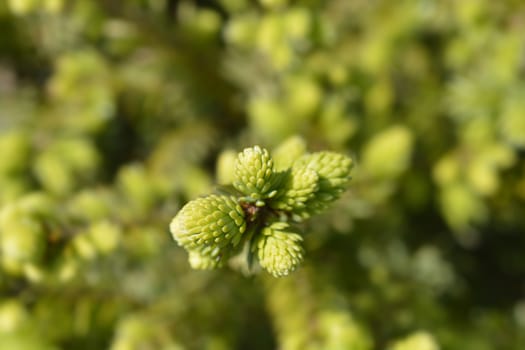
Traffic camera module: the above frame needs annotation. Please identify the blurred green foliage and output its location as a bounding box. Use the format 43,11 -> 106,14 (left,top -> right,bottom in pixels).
1,0 -> 525,349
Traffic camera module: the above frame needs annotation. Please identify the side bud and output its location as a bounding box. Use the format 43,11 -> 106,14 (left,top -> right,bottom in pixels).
293,152 -> 353,218
270,167 -> 319,211
233,146 -> 280,201
170,195 -> 246,262
255,222 -> 304,277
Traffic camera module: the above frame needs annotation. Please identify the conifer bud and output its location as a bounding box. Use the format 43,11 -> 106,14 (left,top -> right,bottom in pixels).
170,195 -> 246,260
270,167 -> 319,211
292,152 -> 353,218
234,146 -> 280,201
255,222 -> 304,277
294,152 -> 353,191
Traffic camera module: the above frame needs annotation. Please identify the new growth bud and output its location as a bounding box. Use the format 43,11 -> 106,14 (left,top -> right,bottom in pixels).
255,222 -> 304,277
292,152 -> 353,218
170,195 -> 247,260
270,167 -> 319,211
233,146 -> 280,201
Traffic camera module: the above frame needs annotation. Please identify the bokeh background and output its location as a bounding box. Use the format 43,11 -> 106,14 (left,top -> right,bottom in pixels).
1,0 -> 525,349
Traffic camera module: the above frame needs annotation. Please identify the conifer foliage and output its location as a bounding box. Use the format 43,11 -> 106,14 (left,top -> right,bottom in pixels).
1,0 -> 525,349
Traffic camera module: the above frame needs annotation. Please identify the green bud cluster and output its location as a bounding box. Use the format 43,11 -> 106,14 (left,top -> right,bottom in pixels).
169,140 -> 353,277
